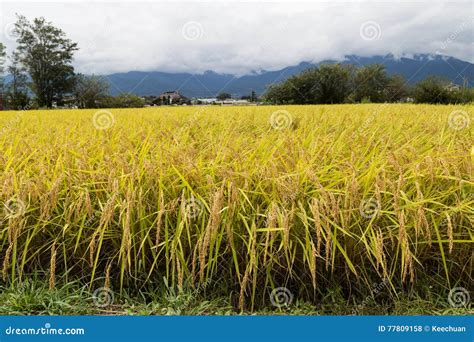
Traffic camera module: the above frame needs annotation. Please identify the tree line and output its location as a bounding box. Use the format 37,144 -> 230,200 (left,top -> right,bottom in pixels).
264,63 -> 473,105
1,15 -> 473,110
0,15 -> 145,110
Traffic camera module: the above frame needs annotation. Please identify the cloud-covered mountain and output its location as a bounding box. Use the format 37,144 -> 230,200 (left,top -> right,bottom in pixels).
103,54 -> 473,97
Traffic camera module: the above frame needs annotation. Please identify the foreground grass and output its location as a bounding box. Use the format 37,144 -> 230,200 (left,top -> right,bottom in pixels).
0,104 -> 472,313
0,277 -> 471,315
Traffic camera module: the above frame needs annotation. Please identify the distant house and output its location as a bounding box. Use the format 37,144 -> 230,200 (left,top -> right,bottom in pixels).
445,83 -> 460,92
192,98 -> 254,106
193,98 -> 218,105
155,91 -> 190,105
217,99 -> 250,106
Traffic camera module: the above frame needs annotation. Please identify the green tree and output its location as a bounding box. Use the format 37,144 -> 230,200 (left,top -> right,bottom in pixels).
6,52 -> 30,110
0,43 -> 6,110
264,64 -> 353,104
13,15 -> 78,108
73,74 -> 110,108
312,64 -> 354,104
412,76 -> 452,104
250,90 -> 257,102
216,92 -> 231,101
384,74 -> 408,102
0,43 -> 5,76
113,93 -> 145,108
353,64 -> 389,103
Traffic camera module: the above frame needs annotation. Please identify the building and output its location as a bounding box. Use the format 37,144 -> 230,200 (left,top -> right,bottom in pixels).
155,91 -> 190,105
192,98 -> 253,106
193,98 -> 218,105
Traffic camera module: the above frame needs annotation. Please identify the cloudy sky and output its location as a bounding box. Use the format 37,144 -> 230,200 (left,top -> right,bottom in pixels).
1,0 -> 473,75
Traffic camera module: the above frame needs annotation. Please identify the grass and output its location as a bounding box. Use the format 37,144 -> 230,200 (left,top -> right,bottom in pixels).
0,104 -> 472,314
0,276 -> 470,315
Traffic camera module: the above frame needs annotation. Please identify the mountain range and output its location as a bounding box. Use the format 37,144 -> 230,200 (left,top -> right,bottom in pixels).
103,54 -> 473,98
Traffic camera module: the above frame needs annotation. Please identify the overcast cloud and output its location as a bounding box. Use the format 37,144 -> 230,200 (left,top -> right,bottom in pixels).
1,0 -> 473,75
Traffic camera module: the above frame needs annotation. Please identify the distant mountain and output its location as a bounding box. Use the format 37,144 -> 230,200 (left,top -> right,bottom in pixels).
103,54 -> 473,97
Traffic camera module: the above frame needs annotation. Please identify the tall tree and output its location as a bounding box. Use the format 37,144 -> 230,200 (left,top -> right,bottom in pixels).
13,15 -> 78,108
264,65 -> 353,104
6,52 -> 30,110
0,43 -> 6,110
250,90 -> 257,102
216,92 -> 232,101
73,74 -> 110,108
353,64 -> 389,103
312,64 -> 354,104
384,74 -> 408,102
0,43 -> 5,76
412,76 -> 452,104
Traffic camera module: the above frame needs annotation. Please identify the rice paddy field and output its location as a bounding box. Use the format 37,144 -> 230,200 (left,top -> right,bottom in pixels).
0,104 -> 472,314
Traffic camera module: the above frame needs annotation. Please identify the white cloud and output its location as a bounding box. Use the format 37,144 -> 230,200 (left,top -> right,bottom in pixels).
1,0 -> 472,75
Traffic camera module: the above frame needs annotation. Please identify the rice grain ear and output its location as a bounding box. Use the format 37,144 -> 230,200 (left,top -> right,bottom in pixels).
310,241 -> 317,290
191,244 -> 198,286
238,264 -> 251,312
49,242 -> 57,290
176,255 -> 183,293
104,262 -> 112,290
310,198 -> 322,256
155,189 -> 165,248
445,212 -> 454,254
283,209 -> 290,250
2,244 -> 13,281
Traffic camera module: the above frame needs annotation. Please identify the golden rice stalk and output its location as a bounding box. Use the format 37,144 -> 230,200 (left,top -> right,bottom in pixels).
445,212 -> 454,254
49,242 -> 57,290
2,244 -> 13,281
155,189 -> 165,248
199,187 -> 224,281
238,264 -> 251,311
264,202 -> 278,264
310,241 -> 317,290
176,255 -> 183,293
310,198 -> 323,255
104,263 -> 112,290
